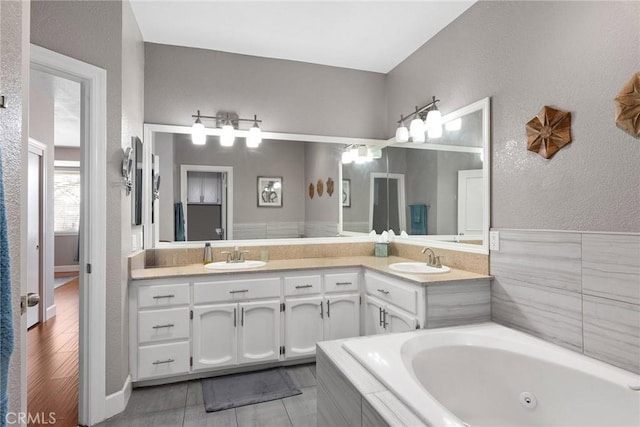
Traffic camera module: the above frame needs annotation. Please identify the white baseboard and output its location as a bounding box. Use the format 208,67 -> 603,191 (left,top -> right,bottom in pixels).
55,264 -> 80,273
104,374 -> 132,419
45,304 -> 57,320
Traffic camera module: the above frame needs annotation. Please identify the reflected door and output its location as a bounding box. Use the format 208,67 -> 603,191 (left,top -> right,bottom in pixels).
457,169 -> 483,236
27,151 -> 42,328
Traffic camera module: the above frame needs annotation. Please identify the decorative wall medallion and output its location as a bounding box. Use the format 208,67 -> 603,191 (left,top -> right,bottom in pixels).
614,72 -> 640,137
526,106 -> 572,159
316,179 -> 324,197
308,183 -> 314,199
326,178 -> 334,197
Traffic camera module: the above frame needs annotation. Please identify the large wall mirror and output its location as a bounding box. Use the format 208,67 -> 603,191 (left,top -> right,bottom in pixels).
142,98 -> 489,253
341,98 -> 490,253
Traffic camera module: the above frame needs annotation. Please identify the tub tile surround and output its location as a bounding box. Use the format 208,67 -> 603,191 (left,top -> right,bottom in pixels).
490,230 -> 640,373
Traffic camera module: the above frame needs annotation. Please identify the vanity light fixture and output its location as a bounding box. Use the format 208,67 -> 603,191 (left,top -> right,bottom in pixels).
395,96 -> 442,143
190,110 -> 263,147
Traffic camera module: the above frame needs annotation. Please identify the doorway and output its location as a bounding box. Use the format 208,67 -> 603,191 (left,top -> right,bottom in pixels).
180,165 -> 233,241
369,173 -> 406,234
26,144 -> 43,329
27,45 -> 108,426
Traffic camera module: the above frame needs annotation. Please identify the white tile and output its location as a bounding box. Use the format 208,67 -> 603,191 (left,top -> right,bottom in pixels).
582,234 -> 640,305
317,383 -> 349,427
583,295 -> 640,374
426,280 -> 491,328
316,348 -> 362,427
491,230 -> 582,292
491,276 -> 583,352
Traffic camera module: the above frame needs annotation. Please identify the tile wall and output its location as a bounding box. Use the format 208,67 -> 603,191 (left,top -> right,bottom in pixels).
491,229 -> 640,374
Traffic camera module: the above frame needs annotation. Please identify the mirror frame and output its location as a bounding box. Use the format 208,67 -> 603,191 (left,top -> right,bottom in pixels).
141,123 -> 386,249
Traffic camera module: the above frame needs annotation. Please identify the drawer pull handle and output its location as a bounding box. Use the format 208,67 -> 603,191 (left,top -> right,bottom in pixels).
152,323 -> 175,329
377,289 -> 390,295
152,359 -> 174,365
336,282 -> 352,286
327,300 -> 330,317
241,307 -> 244,326
295,284 -> 313,289
153,294 -> 175,299
229,289 -> 249,294
320,301 -> 323,319
379,307 -> 383,327
234,307 -> 237,327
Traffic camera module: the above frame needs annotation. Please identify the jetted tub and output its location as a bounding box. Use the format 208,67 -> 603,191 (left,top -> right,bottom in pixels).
343,323 -> 640,427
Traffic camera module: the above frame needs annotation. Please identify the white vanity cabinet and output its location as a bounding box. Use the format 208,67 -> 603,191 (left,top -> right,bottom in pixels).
283,270 -> 360,359
363,271 -> 424,335
192,277 -> 281,370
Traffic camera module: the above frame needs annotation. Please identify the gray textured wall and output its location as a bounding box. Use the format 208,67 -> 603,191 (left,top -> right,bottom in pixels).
144,43 -> 387,139
1,0 -> 29,416
304,142 -> 341,223
386,1 -> 640,232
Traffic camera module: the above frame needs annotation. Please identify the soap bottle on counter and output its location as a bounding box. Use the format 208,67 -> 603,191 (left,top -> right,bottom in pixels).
203,242 -> 213,264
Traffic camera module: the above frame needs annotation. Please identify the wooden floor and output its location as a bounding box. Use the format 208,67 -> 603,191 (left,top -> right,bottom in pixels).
27,276 -> 79,427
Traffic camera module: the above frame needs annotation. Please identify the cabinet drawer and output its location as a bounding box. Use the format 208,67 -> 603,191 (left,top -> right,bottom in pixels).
138,307 -> 190,345
137,341 -> 190,380
138,283 -> 190,308
324,272 -> 359,293
194,277 -> 280,303
284,275 -> 321,296
365,272 -> 418,314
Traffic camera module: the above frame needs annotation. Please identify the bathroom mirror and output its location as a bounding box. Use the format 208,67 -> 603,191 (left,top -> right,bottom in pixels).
143,124 -> 372,246
340,97 -> 490,253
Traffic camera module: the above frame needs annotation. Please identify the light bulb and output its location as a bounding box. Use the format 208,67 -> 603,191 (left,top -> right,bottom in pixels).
395,116 -> 409,143
220,124 -> 235,147
425,109 -> 442,130
247,125 -> 261,148
191,120 -> 206,145
409,117 -> 425,143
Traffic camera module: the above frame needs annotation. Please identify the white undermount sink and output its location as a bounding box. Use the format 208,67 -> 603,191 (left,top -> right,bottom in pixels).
204,260 -> 267,270
389,262 -> 450,274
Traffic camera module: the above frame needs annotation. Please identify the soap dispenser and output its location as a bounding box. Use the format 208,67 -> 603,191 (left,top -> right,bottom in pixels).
203,242 -> 213,264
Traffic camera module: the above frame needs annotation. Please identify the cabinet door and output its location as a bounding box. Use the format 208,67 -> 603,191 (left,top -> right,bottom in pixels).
285,296 -> 323,359
385,305 -> 418,333
193,303 -> 237,370
187,171 -> 203,203
238,300 -> 281,364
364,295 -> 386,336
324,294 -> 360,341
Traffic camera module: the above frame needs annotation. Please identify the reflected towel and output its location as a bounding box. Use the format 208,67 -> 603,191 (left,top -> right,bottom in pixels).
409,204 -> 427,235
0,149 -> 14,424
174,202 -> 185,241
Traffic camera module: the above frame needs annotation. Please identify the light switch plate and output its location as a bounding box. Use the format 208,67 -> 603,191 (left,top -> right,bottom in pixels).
489,231 -> 500,251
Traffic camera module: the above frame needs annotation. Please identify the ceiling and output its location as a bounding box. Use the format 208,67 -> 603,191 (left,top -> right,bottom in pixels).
30,69 -> 81,148
130,1 -> 476,73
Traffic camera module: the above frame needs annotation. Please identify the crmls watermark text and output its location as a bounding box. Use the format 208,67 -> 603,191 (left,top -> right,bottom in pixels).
5,412 -> 57,424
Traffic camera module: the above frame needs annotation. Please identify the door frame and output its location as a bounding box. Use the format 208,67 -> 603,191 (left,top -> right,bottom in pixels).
27,139 -> 48,326
178,165 -> 233,241
30,45 -> 107,425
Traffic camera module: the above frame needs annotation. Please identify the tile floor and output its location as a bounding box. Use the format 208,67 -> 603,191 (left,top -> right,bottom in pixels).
99,364 -> 318,427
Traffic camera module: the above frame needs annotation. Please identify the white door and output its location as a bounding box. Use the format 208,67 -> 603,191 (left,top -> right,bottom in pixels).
385,305 -> 418,333
238,300 -> 280,364
324,294 -> 360,340
285,296 -> 323,358
193,303 -> 237,369
27,150 -> 42,328
457,169 -> 483,236
364,295 -> 386,336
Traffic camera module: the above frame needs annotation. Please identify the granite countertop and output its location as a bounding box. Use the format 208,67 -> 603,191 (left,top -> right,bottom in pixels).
130,255 -> 490,285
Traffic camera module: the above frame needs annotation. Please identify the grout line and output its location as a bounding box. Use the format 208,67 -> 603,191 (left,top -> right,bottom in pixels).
281,397 -> 295,427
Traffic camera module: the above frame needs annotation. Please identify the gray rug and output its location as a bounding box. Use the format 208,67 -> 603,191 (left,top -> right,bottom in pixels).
202,368 -> 301,412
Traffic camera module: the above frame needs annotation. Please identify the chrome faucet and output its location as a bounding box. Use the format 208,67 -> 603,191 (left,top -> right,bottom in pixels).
421,247 -> 443,268
221,246 -> 250,263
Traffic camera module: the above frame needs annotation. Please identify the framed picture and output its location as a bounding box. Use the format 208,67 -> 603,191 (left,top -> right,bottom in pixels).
257,176 -> 283,207
342,179 -> 351,207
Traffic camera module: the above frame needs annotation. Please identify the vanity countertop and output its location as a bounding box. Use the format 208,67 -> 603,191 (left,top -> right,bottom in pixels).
130,255 -> 490,285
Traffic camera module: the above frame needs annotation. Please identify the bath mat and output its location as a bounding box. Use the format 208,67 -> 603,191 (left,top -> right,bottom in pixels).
201,367 -> 301,412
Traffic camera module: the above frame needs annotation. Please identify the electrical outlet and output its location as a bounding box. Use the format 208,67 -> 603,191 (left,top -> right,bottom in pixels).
489,231 -> 500,251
